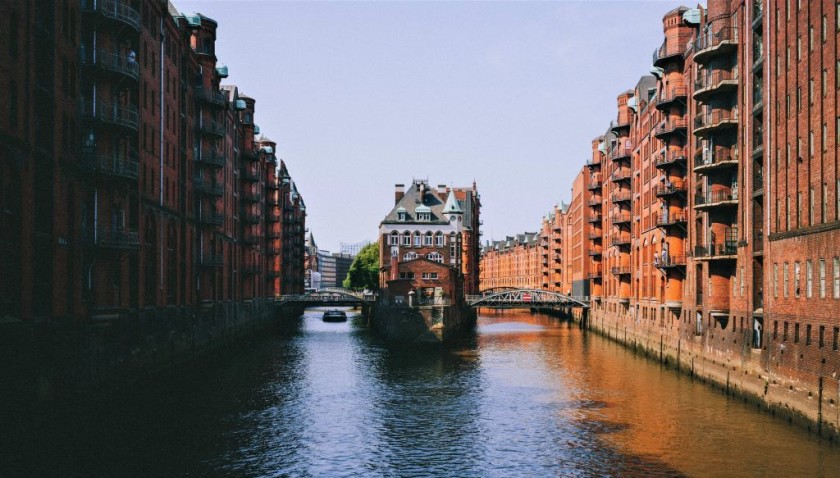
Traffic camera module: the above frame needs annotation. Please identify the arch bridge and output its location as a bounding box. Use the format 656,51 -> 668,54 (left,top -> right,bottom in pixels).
466,289 -> 589,309
276,288 -> 376,307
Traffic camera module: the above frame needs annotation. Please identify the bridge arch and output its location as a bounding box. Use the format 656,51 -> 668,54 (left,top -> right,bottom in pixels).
467,288 -> 589,309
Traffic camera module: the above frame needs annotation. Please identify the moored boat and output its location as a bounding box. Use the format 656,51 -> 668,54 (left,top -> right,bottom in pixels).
322,309 -> 347,322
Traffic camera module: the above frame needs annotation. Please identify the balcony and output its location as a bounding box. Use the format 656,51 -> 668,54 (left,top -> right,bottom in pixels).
587,214 -> 602,224
694,190 -> 738,210
655,254 -> 687,271
611,266 -> 632,277
587,180 -> 602,191
241,149 -> 259,162
195,87 -> 227,107
589,248 -> 603,257
199,119 -> 226,137
588,266 -> 603,279
242,234 -> 260,245
268,210 -> 281,223
611,191 -> 632,204
197,210 -> 224,227
693,27 -> 739,64
588,197 -> 602,207
588,232 -> 602,240
81,101 -> 139,131
655,151 -> 687,169
611,213 -> 632,226
80,0 -> 140,31
194,177 -> 224,197
242,190 -> 261,203
81,49 -> 139,82
241,209 -> 261,224
693,67 -> 739,101
656,85 -> 688,111
654,181 -> 687,198
200,254 -> 224,268
693,109 -> 739,136
610,170 -> 632,183
654,119 -> 687,140
196,149 -> 225,168
241,168 -> 260,183
693,148 -> 739,173
652,37 -> 690,67
267,229 -> 282,240
610,145 -> 633,162
87,227 -> 139,250
610,119 -> 631,134
266,244 -> 280,256
242,265 -> 260,275
266,180 -> 280,191
655,210 -> 688,228
585,158 -> 601,169
693,243 -> 737,261
80,150 -> 139,181
610,235 -> 631,248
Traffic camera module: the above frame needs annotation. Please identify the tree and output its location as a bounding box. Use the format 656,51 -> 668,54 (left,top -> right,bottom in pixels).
342,242 -> 379,290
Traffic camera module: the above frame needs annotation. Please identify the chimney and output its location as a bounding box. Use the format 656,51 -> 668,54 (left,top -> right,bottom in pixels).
390,255 -> 399,281
417,182 -> 425,204
395,184 -> 405,204
437,184 -> 448,196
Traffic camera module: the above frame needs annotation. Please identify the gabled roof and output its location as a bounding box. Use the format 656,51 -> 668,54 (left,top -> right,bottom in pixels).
442,191 -> 462,214
382,181 -> 449,225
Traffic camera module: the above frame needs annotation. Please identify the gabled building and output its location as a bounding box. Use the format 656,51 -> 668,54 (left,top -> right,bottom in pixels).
379,179 -> 480,305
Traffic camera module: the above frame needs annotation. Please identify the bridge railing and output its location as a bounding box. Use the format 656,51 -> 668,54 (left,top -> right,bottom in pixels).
466,290 -> 590,308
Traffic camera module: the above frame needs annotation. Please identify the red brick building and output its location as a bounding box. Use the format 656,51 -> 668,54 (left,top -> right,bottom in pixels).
0,1 -> 306,323
380,180 -> 480,305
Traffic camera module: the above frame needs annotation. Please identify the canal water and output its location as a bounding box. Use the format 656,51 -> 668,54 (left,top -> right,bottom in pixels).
4,308 -> 840,477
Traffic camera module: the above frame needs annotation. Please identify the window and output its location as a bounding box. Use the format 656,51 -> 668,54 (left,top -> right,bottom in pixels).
820,326 -> 825,348
834,257 -> 840,298
823,15 -> 828,42
820,259 -> 826,298
794,323 -> 800,343
403,252 -> 417,261
399,272 -> 414,280
413,232 -> 421,247
823,184 -> 828,222
426,252 -> 443,263
402,232 -> 411,246
423,232 -> 433,246
784,262 -> 789,297
810,188 -> 815,225
823,71 -> 828,98
795,261 -> 801,297
835,327 -> 839,351
434,233 -> 444,247
389,231 -> 399,245
809,25 -> 814,51
806,324 -> 812,345
421,272 -> 430,279
740,266 -> 745,296
773,263 -> 779,297
397,211 -> 406,221
783,321 -> 789,341
773,321 -> 778,340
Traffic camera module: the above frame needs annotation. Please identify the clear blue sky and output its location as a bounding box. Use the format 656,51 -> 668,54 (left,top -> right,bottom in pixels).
178,1 -> 680,252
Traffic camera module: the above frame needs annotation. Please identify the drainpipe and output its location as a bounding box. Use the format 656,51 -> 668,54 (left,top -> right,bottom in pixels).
159,17 -> 165,290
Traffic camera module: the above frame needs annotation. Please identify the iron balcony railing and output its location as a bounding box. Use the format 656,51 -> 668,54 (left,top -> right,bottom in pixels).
753,168 -> 764,193
196,149 -> 225,168
587,214 -> 602,223
694,147 -> 739,172
80,0 -> 140,31
655,119 -> 688,139
241,209 -> 261,224
610,170 -> 632,182
652,36 -> 691,66
611,191 -> 632,203
194,177 -> 224,196
587,180 -> 602,190
81,101 -> 139,131
588,266 -> 603,278
585,158 -> 601,168
197,210 -> 224,227
80,49 -> 139,81
611,213 -> 632,225
86,227 -> 140,249
694,67 -> 739,97
267,230 -> 282,239
242,190 -> 261,202
655,182 -> 687,198
693,243 -> 738,258
610,145 -> 633,162
753,228 -> 764,253
195,87 -> 227,107
199,119 -> 226,137
609,235 -> 631,247
610,119 -> 631,133
655,150 -> 687,169
242,233 -> 260,245
693,27 -> 739,59
693,108 -> 739,132
655,209 -> 688,227
241,168 -> 261,182
611,266 -> 632,276
656,85 -> 688,107
588,232 -> 602,240
80,150 -> 139,181
268,210 -> 281,222
695,190 -> 738,207
588,197 -> 602,207
589,248 -> 603,256
655,254 -> 686,268
241,148 -> 259,162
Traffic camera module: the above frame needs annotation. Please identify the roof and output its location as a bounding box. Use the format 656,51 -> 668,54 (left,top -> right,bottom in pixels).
442,191 -> 463,214
381,181 -> 449,225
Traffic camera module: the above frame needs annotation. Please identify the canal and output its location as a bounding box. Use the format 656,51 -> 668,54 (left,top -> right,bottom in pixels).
4,308 -> 840,476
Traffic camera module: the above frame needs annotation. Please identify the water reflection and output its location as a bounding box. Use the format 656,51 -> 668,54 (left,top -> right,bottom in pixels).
2,308 -> 839,477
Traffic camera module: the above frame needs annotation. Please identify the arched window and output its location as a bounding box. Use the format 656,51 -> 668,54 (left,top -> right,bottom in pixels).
426,252 -> 443,263
402,231 -> 411,246
434,232 -> 444,246
403,252 -> 418,261
413,231 -> 421,247
389,231 -> 399,245
424,231 -> 433,246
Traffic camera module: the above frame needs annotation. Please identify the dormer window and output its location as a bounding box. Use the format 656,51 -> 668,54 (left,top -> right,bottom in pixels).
397,207 -> 407,222
415,205 -> 431,222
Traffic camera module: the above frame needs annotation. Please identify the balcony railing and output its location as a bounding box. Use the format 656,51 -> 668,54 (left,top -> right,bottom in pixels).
693,243 -> 738,259
80,49 -> 140,81
753,228 -> 764,253
242,265 -> 260,275
267,229 -> 281,240
242,190 -> 261,202
656,85 -> 688,109
753,168 -> 764,193
195,87 -> 227,107
611,266 -> 632,276
194,177 -> 224,197
87,227 -> 140,249
588,232 -> 602,240
610,170 -> 632,182
588,266 -> 603,279
694,147 -> 739,172
80,150 -> 139,181
609,235 -> 631,247
199,119 -> 226,137
268,210 -> 281,222
610,145 -> 633,162
693,108 -> 739,134
241,168 -> 261,182
610,119 -> 631,133
655,151 -> 687,169
589,248 -> 603,256
241,149 -> 259,162
611,191 -> 632,203
693,27 -> 739,62
694,67 -> 739,100
694,190 -> 738,208
655,210 -> 688,227
587,214 -> 602,223
655,254 -> 686,269
80,0 -> 140,31
196,149 -> 225,168
242,234 -> 260,245
587,180 -> 602,190
241,210 -> 261,224
197,210 -> 224,227
80,101 -> 139,131
611,213 -> 632,225
654,119 -> 688,139
655,182 -> 687,198
585,158 -> 601,169
588,197 -> 602,207
652,36 -> 691,67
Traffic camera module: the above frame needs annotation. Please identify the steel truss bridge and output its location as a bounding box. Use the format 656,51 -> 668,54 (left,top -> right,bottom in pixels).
276,288 -> 375,307
466,288 -> 589,309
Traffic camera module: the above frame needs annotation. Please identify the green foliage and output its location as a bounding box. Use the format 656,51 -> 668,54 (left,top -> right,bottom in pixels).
342,242 -> 379,290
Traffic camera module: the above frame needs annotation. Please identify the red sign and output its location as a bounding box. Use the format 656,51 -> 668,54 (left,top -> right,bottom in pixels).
522,293 -> 532,302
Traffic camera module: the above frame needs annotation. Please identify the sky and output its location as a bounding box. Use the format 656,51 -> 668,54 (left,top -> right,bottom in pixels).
178,0 -> 681,252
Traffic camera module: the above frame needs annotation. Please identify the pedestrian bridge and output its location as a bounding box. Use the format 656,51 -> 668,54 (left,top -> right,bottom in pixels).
466,289 -> 589,309
276,288 -> 375,307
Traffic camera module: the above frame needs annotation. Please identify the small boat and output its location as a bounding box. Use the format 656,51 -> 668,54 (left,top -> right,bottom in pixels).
322,309 -> 347,322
